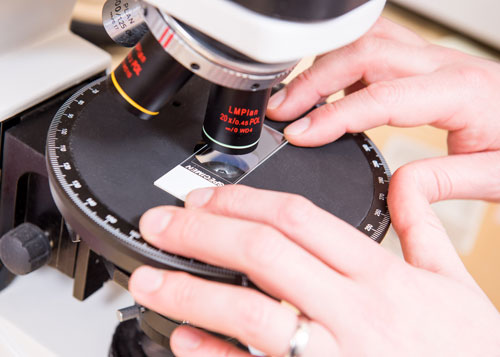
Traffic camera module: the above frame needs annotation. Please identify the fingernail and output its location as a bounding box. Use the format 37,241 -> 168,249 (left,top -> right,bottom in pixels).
173,328 -> 202,350
131,266 -> 164,294
285,117 -> 310,136
186,188 -> 214,209
267,88 -> 287,110
140,208 -> 172,237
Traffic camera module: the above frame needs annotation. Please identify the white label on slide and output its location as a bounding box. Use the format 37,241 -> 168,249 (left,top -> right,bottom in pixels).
154,125 -> 287,201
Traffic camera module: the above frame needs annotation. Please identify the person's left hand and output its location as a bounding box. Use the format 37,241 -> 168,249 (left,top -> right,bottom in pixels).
128,185 -> 500,357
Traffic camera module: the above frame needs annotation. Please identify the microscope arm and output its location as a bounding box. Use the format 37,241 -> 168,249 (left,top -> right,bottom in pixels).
146,0 -> 386,63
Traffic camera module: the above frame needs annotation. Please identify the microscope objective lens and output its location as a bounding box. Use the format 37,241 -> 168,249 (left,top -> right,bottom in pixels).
202,84 -> 272,155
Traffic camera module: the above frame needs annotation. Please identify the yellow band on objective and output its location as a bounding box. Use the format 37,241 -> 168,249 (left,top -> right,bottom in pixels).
111,71 -> 159,116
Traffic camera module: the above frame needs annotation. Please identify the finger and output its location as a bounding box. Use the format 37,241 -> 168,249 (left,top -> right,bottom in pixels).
129,267 -> 340,357
170,325 -> 250,357
388,152 -> 500,285
344,80 -> 366,96
283,70 -> 470,147
370,17 -> 428,47
138,206 -> 356,324
184,185 -> 396,279
314,18 -> 427,66
171,324 -> 339,357
267,38 -> 440,122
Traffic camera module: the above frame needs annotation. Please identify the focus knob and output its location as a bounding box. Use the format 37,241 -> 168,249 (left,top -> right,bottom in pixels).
0,223 -> 51,275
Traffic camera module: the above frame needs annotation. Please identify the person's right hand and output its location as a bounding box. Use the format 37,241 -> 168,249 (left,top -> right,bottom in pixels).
267,18 -> 500,161
266,17 -> 500,270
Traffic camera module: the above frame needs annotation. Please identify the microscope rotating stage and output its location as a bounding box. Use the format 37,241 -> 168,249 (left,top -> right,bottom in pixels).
46,76 -> 391,284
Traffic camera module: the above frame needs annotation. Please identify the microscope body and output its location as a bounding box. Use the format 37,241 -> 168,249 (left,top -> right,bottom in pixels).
0,1 -> 389,355
102,0 -> 385,154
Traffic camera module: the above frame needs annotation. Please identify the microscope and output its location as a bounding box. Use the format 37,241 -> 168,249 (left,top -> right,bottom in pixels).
0,0 -> 389,355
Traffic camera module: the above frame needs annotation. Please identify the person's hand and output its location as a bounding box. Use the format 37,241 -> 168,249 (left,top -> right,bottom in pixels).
265,16 -> 500,275
267,17 -> 500,201
127,17 -> 500,356
129,185 -> 500,356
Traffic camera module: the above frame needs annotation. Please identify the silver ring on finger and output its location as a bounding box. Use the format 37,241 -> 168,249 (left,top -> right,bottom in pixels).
285,316 -> 310,357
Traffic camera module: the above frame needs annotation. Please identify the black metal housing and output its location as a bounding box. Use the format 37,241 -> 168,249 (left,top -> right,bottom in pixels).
230,0 -> 371,22
0,77 -> 110,298
203,84 -> 272,154
109,32 -> 193,120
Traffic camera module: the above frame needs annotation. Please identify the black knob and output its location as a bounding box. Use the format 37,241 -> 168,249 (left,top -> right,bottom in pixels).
0,223 -> 51,275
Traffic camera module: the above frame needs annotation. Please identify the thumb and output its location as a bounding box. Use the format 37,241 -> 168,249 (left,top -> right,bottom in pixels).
388,151 -> 500,286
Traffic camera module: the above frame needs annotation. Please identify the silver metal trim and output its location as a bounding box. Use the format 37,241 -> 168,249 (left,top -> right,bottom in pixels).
142,4 -> 297,90
286,317 -> 310,357
102,0 -> 149,47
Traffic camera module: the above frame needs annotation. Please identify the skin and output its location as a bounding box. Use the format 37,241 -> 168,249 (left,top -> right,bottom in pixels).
129,18 -> 500,356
